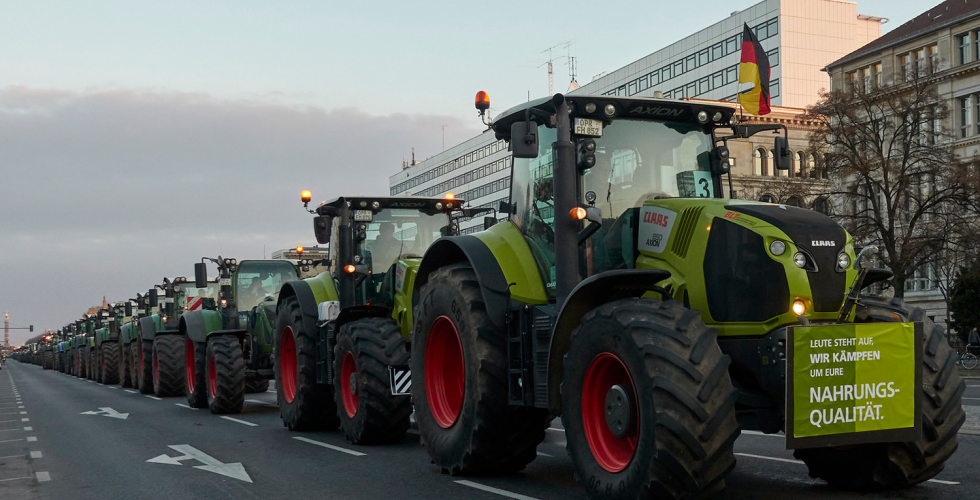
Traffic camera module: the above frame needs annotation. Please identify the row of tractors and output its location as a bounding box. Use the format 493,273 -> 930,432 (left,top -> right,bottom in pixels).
13,92 -> 966,499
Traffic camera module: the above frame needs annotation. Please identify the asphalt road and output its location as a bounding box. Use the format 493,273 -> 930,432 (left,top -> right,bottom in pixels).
1,360 -> 977,500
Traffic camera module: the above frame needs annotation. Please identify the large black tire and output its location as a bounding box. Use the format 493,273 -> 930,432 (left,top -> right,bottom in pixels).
119,343 -> 133,388
137,340 -> 154,394
87,349 -> 95,380
275,296 -> 338,430
153,335 -> 185,397
206,336 -> 245,414
334,317 -> 412,444
130,342 -> 142,390
245,379 -> 270,393
412,263 -> 550,475
794,297 -> 965,489
79,349 -> 88,379
186,339 -> 208,408
101,343 -> 120,385
43,351 -> 54,370
95,349 -> 104,383
561,298 -> 739,499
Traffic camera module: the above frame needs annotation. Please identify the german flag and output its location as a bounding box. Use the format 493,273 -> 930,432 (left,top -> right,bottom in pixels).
737,23 -> 771,116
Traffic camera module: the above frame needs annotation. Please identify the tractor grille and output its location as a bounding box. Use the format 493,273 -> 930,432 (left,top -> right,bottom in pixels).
703,218 -> 789,322
670,206 -> 704,259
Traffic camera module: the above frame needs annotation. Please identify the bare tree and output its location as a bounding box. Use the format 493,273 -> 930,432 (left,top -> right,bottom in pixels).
804,69 -> 968,299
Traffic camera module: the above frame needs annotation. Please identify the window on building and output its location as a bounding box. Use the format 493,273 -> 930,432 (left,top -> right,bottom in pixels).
900,54 -> 912,81
785,196 -> 803,207
673,60 -> 684,78
698,49 -> 709,66
862,67 -> 872,92
914,48 -> 926,76
767,48 -> 779,67
874,63 -> 883,87
847,71 -> 858,92
961,96 -> 972,138
767,149 -> 775,176
960,33 -> 972,65
795,151 -> 806,177
754,148 -> 764,176
771,79 -> 780,98
928,44 -> 939,73
685,54 -> 697,72
813,197 -> 830,215
759,194 -> 775,203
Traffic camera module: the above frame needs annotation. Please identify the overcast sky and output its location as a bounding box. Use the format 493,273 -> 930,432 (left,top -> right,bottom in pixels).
0,0 -> 925,344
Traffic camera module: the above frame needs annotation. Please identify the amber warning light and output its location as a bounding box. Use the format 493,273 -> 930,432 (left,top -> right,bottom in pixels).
344,265 -> 356,274
445,193 -> 455,200
475,91 -> 490,113
301,190 -> 312,203
295,246 -> 304,254
570,207 -> 587,220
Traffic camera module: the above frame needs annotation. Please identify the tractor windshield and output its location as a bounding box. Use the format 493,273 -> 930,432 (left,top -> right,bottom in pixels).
356,208 -> 451,274
235,261 -> 299,312
175,283 -> 217,311
511,118 -> 715,296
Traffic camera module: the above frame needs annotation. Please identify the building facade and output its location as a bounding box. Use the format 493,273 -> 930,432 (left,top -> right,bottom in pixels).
824,0 -> 980,326
390,0 -> 882,232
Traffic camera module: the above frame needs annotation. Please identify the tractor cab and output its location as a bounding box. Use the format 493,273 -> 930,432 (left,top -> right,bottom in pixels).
232,260 -> 298,326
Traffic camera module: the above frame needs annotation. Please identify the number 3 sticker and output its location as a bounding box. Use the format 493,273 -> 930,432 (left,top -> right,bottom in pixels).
693,171 -> 713,198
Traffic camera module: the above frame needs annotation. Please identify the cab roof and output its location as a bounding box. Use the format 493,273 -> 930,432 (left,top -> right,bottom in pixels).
490,93 -> 736,139
315,196 -> 463,216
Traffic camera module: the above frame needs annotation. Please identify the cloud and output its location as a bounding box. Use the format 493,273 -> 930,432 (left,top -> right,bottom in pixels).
0,86 -> 481,344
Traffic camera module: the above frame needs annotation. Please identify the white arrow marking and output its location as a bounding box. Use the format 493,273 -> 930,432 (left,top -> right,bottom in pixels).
80,407 -> 129,420
146,445 -> 252,483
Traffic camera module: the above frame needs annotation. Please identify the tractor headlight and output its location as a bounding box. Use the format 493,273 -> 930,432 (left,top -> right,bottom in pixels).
697,110 -> 709,123
793,252 -> 807,268
837,253 -> 851,269
792,300 -> 806,316
769,240 -> 786,256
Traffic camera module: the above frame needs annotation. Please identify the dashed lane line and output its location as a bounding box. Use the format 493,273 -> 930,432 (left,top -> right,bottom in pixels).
245,399 -> 277,407
145,395 -> 162,401
23,427 -> 32,431
536,452 -> 553,457
107,386 -> 118,389
220,416 -> 257,427
929,479 -> 961,485
0,429 -> 22,433
36,472 -> 51,482
0,477 -> 32,483
175,404 -> 196,410
0,439 -> 22,444
30,451 -> 41,459
124,390 -> 138,394
293,437 -> 366,456
27,437 -> 37,442
455,480 -> 540,500
0,454 -> 26,460
546,427 -> 564,433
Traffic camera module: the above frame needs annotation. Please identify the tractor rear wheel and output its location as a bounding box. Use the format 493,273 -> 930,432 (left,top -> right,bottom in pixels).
562,298 -> 739,499
153,335 -> 185,397
334,317 -> 412,444
412,263 -> 549,474
138,340 -> 154,394
186,339 -> 208,408
43,351 -> 54,370
794,298 -> 965,489
101,343 -> 120,385
206,336 -> 245,414
245,379 -> 270,393
275,296 -> 338,430
130,342 -> 142,390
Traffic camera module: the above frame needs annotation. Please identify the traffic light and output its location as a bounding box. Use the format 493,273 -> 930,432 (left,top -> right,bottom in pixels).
29,325 -> 33,332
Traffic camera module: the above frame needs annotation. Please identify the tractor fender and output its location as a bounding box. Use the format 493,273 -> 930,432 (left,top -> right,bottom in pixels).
278,280 -> 321,348
546,268 -> 671,414
415,236 -> 512,329
138,317 -> 157,342
179,309 -> 224,344
336,305 -> 390,332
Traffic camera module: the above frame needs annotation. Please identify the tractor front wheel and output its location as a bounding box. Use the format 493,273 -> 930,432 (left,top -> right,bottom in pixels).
118,343 -> 132,388
101,343 -> 120,385
561,298 -> 739,499
186,339 -> 208,408
334,317 -> 412,444
43,351 -> 54,370
206,336 -> 245,414
275,296 -> 338,430
152,335 -> 185,397
412,263 -> 549,474
245,379 -> 270,393
794,298 -> 965,489
137,340 -> 154,394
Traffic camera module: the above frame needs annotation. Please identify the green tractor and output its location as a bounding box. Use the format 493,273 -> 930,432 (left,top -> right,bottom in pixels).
134,278 -> 218,396
273,194 -> 474,441
404,93 -> 964,498
183,256 -> 299,413
92,302 -> 133,385
41,333 -> 59,370
70,318 -> 92,378
118,298 -> 142,388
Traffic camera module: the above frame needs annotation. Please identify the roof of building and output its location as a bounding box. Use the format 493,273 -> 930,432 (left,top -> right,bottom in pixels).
827,0 -> 980,70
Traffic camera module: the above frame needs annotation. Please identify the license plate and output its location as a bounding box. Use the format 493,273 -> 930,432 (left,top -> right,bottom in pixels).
219,278 -> 231,286
165,297 -> 174,303
574,118 -> 603,137
353,210 -> 373,222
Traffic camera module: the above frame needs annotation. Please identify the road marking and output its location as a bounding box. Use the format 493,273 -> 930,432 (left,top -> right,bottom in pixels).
245,399 -> 277,407
928,479 -> 960,485
220,416 -> 257,427
537,452 -> 553,457
108,386 -> 118,389
30,451 -> 41,459
17,406 -> 23,409
81,407 -> 129,420
293,437 -> 366,456
741,430 -> 784,438
0,412 -> 20,416
735,452 -> 803,464
23,427 -> 32,431
124,390 -> 138,394
21,418 -> 29,422
145,395 -> 162,400
27,437 -> 37,442
36,471 -> 51,482
455,480 -> 539,500
19,411 -> 26,415
0,439 -> 22,443
175,404 -> 196,410
0,454 -> 25,459
0,429 -> 21,432
147,444 -> 252,483
0,477 -> 32,483
546,427 -> 565,433
0,420 -> 16,424
962,397 -> 980,400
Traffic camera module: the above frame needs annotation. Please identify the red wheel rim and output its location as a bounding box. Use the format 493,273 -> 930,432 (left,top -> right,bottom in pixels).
280,327 -> 297,404
340,351 -> 359,418
582,353 -> 639,473
424,316 -> 464,429
186,339 -> 195,394
153,349 -> 159,385
208,353 -> 217,399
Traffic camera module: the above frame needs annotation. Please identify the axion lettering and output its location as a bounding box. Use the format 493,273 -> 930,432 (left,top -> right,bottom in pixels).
629,106 -> 685,117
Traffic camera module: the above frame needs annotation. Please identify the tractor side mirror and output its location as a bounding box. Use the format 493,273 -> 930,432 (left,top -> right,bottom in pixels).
483,216 -> 497,230
194,263 -> 208,289
510,121 -> 538,159
499,201 -> 515,214
125,302 -> 132,317
709,146 -> 730,176
774,136 -> 790,170
314,216 -> 332,245
148,289 -> 158,307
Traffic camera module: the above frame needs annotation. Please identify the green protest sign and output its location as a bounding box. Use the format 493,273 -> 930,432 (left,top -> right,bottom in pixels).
786,322 -> 921,449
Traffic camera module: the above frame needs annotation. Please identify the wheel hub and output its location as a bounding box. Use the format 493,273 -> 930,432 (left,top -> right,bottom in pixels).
349,373 -> 358,396
605,384 -> 632,438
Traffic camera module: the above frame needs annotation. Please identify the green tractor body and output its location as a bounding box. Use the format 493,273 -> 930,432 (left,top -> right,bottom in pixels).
406,94 -> 963,498
273,196 -> 466,437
